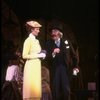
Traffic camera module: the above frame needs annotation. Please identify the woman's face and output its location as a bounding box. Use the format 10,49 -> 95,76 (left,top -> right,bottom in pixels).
31,27 -> 40,36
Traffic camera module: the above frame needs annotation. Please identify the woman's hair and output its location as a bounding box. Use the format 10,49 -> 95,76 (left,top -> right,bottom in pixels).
25,24 -> 34,33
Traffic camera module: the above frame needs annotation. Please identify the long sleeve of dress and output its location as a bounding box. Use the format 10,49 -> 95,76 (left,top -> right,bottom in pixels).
22,38 -> 41,59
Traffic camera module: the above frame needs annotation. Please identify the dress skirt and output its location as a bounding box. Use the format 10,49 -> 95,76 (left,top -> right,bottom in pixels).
23,59 -> 41,99
2,81 -> 22,100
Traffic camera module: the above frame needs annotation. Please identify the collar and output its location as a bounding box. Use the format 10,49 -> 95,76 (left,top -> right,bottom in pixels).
29,33 -> 36,40
55,38 -> 60,43
57,38 -> 60,41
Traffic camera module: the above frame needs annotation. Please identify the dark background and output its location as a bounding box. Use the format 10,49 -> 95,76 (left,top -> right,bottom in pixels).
2,0 -> 99,93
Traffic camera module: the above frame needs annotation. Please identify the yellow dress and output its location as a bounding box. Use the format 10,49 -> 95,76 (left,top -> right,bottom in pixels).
22,34 -> 42,100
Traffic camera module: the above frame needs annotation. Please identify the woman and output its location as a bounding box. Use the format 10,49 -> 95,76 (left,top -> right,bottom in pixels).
2,55 -> 22,100
22,21 -> 46,100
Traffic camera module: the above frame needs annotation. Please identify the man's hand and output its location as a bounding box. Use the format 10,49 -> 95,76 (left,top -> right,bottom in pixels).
52,48 -> 60,58
73,68 -> 79,76
53,48 -> 60,53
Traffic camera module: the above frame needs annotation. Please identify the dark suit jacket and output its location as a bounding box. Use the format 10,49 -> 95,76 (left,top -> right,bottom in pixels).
45,38 -> 78,78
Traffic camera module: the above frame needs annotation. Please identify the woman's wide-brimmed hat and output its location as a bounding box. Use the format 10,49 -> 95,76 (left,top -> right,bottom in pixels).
26,21 -> 42,28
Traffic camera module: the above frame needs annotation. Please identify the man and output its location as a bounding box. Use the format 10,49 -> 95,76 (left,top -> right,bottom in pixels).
45,26 -> 79,100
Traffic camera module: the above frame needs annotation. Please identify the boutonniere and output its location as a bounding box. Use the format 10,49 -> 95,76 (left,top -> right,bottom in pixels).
64,40 -> 68,44
64,40 -> 70,49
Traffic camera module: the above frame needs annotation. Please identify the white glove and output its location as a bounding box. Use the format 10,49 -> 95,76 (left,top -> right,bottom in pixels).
38,53 -> 46,58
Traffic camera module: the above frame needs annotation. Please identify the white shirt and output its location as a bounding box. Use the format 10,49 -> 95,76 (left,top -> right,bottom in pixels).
5,65 -> 20,81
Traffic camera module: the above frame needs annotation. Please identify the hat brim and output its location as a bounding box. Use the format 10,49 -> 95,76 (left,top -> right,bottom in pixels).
26,21 -> 42,28
49,27 -> 63,33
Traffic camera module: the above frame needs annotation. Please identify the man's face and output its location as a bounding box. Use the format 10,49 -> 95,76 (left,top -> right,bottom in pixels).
51,29 -> 60,40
